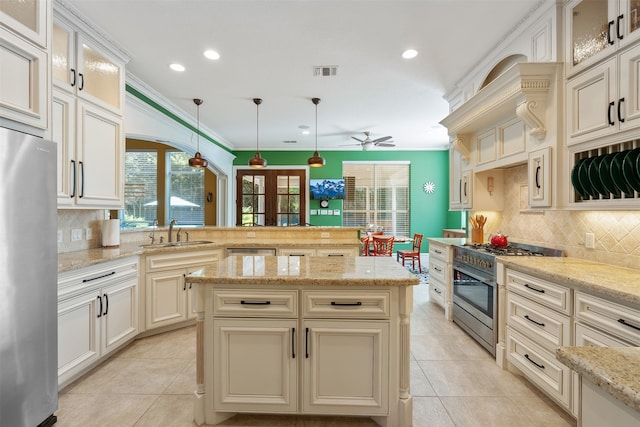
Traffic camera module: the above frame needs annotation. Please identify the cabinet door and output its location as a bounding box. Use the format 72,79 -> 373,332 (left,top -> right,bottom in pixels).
52,20 -> 76,92
528,147 -> 552,208
52,88 -> 76,206
449,149 -> 462,208
618,42 -> 640,132
566,58 -> 617,146
58,289 -> 101,387
75,100 -> 123,208
565,0 -> 615,75
302,320 -> 389,416
0,0 -> 49,48
461,170 -> 472,209
146,269 -> 188,330
186,266 -> 204,320
76,33 -> 124,114
213,318 -> 297,413
279,248 -> 316,257
618,0 -> 640,49
0,26 -> 48,129
101,277 -> 138,356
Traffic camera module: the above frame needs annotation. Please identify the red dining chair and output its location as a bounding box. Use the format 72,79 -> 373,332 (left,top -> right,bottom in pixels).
371,235 -> 394,256
397,233 -> 423,271
361,231 -> 384,256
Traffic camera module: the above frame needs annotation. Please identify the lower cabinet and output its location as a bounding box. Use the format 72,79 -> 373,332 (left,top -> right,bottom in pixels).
278,247 -> 359,257
57,257 -> 139,389
427,239 -> 454,320
144,250 -> 221,331
210,288 -> 391,418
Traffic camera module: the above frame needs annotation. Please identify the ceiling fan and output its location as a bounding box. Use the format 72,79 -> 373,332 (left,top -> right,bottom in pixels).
344,131 -> 395,150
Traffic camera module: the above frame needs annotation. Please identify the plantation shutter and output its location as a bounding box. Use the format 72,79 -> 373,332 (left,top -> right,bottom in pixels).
342,161 -> 410,236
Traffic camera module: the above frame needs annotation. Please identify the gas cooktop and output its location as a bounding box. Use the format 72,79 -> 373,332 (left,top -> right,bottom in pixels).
461,243 -> 563,257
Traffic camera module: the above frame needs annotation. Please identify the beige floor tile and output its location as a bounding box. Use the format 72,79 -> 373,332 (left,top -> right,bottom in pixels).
164,359 -> 197,395
418,360 -> 507,396
410,361 -> 437,396
440,396 -> 537,427
134,394 -> 197,427
55,393 -> 158,427
66,357 -> 191,395
510,396 -> 577,427
410,332 -> 493,361
411,397 -> 455,427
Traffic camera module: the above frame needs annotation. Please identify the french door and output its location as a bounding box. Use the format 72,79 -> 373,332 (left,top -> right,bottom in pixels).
236,169 -> 306,226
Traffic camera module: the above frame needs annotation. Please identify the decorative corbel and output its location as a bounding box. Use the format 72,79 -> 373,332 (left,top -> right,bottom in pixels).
516,99 -> 547,140
451,137 -> 470,162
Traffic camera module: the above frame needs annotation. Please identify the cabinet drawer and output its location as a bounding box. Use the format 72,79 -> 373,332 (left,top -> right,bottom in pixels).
212,290 -> 298,317
575,322 -> 631,348
506,270 -> 571,315
575,292 -> 640,346
506,327 -> 570,409
279,248 -> 316,257
146,250 -> 219,271
429,281 -> 446,309
303,291 -> 390,319
506,292 -> 570,351
429,243 -> 451,263
316,247 -> 358,257
428,258 -> 448,283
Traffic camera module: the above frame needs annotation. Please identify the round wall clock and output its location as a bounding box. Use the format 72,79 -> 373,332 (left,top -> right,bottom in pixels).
423,181 -> 436,194
320,199 -> 329,208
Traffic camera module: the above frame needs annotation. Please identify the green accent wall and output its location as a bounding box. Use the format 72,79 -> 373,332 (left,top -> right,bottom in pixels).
233,150 -> 462,250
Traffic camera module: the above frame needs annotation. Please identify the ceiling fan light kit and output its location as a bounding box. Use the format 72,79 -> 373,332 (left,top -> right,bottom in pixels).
307,97 -> 326,167
188,98 -> 209,168
249,98 -> 267,168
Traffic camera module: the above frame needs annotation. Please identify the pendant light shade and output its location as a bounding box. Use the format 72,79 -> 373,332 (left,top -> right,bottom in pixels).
307,97 -> 325,167
188,98 -> 208,168
249,98 -> 267,168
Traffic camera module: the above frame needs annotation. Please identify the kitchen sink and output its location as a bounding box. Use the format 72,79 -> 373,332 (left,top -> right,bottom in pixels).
139,240 -> 213,248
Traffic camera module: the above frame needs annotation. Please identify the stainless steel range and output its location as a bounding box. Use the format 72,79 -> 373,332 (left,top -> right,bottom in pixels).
451,242 -> 563,356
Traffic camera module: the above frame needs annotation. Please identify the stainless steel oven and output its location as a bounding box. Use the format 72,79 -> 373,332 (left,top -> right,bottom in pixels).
452,259 -> 496,355
452,243 -> 563,356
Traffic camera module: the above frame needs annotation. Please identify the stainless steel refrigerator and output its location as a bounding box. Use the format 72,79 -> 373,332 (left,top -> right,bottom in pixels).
0,127 -> 58,427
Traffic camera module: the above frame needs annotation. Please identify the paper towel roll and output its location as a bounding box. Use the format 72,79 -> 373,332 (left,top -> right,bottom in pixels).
101,219 -> 120,247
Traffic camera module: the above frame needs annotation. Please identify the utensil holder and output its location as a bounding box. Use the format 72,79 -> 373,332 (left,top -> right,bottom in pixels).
471,227 -> 484,244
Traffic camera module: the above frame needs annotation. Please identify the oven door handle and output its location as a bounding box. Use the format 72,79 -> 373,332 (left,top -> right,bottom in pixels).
453,265 -> 495,287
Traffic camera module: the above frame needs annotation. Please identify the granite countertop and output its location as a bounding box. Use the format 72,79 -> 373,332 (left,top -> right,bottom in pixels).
498,256 -> 640,305
187,255 -> 420,287
427,237 -> 467,245
557,346 -> 640,413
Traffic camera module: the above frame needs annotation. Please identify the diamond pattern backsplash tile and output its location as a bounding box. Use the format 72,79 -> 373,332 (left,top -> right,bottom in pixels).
475,165 -> 640,270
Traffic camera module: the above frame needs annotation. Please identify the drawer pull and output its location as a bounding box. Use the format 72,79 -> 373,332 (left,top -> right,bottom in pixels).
617,318 -> 640,332
434,249 -> 442,255
524,283 -> 545,294
524,315 -> 545,327
291,328 -> 296,359
524,353 -> 545,370
331,301 -> 362,306
83,271 -> 116,283
433,266 -> 442,272
305,327 -> 309,358
240,300 -> 271,305
434,288 -> 442,295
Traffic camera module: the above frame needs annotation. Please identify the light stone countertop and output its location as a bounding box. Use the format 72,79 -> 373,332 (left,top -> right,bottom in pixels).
187,255 -> 420,287
557,346 -> 640,413
497,256 -> 640,305
427,237 -> 467,246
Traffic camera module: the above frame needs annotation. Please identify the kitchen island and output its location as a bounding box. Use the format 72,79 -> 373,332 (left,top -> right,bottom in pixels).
186,255 -> 419,426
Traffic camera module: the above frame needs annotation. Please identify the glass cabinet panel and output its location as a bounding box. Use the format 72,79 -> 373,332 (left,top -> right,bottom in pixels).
80,40 -> 122,110
628,0 -> 640,35
571,0 -> 609,66
0,0 -> 37,33
52,23 -> 73,87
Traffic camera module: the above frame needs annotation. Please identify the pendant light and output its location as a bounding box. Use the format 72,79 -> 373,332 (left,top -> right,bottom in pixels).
249,98 -> 267,168
188,98 -> 208,168
307,97 -> 325,167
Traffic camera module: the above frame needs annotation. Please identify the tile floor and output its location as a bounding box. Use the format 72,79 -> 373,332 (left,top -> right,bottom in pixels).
56,279 -> 577,427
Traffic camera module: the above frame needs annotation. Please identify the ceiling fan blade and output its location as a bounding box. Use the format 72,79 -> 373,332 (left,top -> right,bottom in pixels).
375,142 -> 395,147
351,136 -> 364,142
371,136 -> 392,143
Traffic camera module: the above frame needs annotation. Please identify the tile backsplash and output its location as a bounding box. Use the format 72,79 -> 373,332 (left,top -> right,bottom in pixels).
57,209 -> 104,253
474,165 -> 640,270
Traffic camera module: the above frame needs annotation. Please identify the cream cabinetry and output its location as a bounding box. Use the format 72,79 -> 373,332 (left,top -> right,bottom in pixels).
57,257 -> 139,389
528,147 -> 552,208
428,240 -> 454,320
566,43 -> 640,146
52,6 -> 128,209
0,0 -> 49,131
207,286 -> 393,423
144,249 -> 220,331
278,247 -> 359,257
565,0 -> 640,76
505,269 -> 573,411
574,291 -> 640,346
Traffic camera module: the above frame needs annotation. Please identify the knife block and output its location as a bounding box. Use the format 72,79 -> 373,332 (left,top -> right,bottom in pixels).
471,227 -> 484,244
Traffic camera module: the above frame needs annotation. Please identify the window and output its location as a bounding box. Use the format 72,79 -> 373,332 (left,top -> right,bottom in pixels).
121,143 -> 208,228
342,161 -> 410,236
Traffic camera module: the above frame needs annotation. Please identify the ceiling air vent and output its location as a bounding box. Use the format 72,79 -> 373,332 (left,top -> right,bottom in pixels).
283,140 -> 297,144
313,66 -> 338,77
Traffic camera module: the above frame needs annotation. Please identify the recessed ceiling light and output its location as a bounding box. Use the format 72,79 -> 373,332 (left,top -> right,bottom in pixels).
402,49 -> 418,59
204,50 -> 220,60
298,125 -> 309,129
301,130 -> 310,135
170,63 -> 185,72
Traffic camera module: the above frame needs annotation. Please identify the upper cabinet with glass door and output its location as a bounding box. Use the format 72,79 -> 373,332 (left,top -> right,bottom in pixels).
0,0 -> 48,48
566,0 -> 640,77
52,16 -> 125,115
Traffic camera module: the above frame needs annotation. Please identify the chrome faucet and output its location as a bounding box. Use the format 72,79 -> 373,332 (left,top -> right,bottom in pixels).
176,228 -> 182,242
149,219 -> 158,244
168,219 -> 177,242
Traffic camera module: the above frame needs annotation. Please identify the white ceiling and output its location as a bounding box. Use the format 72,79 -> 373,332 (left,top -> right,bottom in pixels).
66,0 -> 540,152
